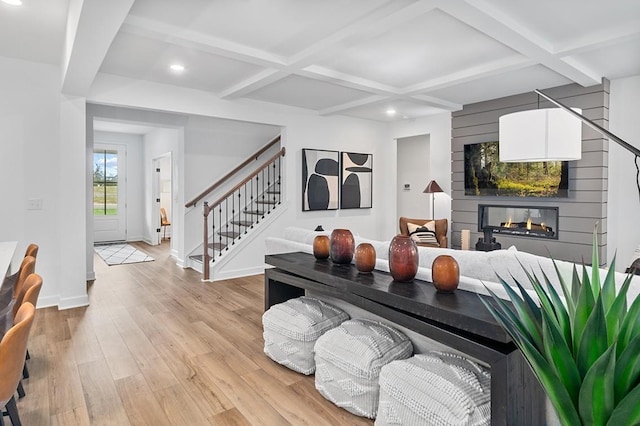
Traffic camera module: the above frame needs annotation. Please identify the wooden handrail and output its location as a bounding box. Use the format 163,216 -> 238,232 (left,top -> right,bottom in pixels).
205,147 -> 285,215
185,135 -> 281,208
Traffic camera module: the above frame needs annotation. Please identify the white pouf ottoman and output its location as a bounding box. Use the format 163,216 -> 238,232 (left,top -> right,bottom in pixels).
376,352 -> 491,426
262,296 -> 349,375
314,319 -> 413,419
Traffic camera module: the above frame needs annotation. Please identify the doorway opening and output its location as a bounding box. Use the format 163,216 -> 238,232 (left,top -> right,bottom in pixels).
153,154 -> 172,247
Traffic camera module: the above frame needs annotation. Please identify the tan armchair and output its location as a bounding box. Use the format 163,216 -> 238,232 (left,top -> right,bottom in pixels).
399,217 -> 448,248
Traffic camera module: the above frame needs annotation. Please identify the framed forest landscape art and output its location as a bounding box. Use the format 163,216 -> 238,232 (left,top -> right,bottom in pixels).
341,152 -> 373,209
302,149 -> 339,211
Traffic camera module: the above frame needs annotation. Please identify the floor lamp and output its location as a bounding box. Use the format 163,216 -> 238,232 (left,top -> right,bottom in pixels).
423,180 -> 443,219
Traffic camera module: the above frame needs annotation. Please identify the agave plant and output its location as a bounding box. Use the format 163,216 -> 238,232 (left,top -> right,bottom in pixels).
480,228 -> 640,425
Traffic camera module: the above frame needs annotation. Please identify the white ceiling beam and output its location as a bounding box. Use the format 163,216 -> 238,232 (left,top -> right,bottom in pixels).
402,55 -> 534,94
218,69 -> 287,99
441,0 -> 601,86
299,65 -> 400,96
62,0 -> 135,96
318,95 -> 389,116
555,22 -> 640,56
121,16 -> 286,69
409,95 -> 462,111
288,0 -> 439,67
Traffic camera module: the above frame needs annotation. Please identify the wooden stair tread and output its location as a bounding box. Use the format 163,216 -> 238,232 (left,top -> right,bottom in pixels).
207,242 -> 227,250
230,220 -> 253,227
218,231 -> 240,238
255,200 -> 277,205
244,210 -> 265,215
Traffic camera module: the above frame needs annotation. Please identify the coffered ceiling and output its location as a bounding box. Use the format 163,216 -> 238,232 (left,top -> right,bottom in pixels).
2,0 -> 639,122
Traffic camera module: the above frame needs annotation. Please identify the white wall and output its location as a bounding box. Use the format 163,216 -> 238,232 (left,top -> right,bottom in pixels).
0,56 -> 88,309
397,134 -> 431,219
93,131 -> 145,241
608,75 -> 640,271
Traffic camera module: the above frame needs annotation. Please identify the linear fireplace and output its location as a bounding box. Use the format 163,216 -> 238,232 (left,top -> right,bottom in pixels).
478,204 -> 559,241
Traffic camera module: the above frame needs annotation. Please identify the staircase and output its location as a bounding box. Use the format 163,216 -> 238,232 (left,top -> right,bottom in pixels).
184,137 -> 285,280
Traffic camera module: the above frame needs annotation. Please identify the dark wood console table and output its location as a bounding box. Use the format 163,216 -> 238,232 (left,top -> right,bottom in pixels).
265,252 -> 545,425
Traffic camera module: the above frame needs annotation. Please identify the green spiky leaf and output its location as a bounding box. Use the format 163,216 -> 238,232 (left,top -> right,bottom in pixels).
614,334 -> 640,404
606,272 -> 634,345
577,294 -> 608,376
480,296 -> 582,425
552,257 -> 576,317
541,308 -> 581,405
540,268 -> 572,349
574,267 -> 596,357
579,344 -> 616,425
617,294 -> 640,357
591,226 -> 601,298
495,273 -> 543,349
607,382 -> 640,425
601,255 -> 617,313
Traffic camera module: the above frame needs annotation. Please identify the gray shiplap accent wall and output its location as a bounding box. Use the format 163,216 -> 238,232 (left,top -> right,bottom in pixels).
451,82 -> 609,264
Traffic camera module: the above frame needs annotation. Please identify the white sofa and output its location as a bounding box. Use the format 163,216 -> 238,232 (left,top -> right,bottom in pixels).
265,227 -> 640,303
265,227 -> 640,425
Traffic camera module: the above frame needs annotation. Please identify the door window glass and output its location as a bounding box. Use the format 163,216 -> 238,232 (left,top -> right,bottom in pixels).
93,150 -> 118,215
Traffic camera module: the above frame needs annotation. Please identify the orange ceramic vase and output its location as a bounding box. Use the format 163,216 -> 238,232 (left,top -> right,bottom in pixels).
330,229 -> 355,264
355,243 -> 376,273
313,235 -> 330,260
432,255 -> 460,292
388,235 -> 419,282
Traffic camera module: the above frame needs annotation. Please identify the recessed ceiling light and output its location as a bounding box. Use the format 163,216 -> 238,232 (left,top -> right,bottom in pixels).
2,0 -> 23,5
169,64 -> 185,73
386,109 -> 397,116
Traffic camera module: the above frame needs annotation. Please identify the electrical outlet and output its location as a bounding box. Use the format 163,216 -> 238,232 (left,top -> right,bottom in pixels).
27,198 -> 43,210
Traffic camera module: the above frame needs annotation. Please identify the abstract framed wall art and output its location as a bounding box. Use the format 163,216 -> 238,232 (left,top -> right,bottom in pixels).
302,149 -> 339,211
340,152 -> 373,209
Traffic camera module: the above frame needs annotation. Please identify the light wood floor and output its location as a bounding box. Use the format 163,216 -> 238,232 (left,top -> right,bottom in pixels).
17,241 -> 373,425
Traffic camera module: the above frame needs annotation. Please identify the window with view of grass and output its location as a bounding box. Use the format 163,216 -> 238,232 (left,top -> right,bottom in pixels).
94,149 -> 118,215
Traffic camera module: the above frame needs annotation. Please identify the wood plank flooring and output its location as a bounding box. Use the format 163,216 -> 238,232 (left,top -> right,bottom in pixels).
17,241 -> 373,425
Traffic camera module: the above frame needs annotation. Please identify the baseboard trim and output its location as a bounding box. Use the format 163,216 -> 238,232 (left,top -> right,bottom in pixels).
210,265 -> 266,282
36,296 -> 60,309
58,294 -> 90,310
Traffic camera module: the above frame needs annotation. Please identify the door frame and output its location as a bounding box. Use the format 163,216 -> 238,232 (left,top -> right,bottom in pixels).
152,153 -> 172,246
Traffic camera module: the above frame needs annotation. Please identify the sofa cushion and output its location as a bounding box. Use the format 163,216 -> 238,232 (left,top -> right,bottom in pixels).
409,229 -> 439,245
407,221 -> 435,234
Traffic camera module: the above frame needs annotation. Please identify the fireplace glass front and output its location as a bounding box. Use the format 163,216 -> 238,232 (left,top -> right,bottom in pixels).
478,204 -> 558,240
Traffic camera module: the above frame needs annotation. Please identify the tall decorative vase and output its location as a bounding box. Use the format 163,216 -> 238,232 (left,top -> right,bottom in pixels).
432,255 -> 460,292
330,229 -> 355,264
313,235 -> 330,260
355,243 -> 376,273
388,235 -> 419,282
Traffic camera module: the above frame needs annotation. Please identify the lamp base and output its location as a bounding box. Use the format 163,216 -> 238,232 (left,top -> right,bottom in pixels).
475,228 -> 501,252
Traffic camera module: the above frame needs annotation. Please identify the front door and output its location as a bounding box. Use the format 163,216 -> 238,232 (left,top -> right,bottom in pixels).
94,144 -> 127,242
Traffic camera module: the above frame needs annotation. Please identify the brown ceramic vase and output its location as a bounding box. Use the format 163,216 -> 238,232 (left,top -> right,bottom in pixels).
388,235 -> 419,282
432,255 -> 460,292
330,229 -> 355,264
355,243 -> 376,273
313,235 -> 330,260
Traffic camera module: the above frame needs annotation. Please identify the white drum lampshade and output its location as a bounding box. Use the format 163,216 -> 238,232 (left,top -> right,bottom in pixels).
499,108 -> 582,162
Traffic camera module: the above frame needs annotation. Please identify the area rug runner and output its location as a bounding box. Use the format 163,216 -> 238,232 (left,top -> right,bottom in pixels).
94,243 -> 154,266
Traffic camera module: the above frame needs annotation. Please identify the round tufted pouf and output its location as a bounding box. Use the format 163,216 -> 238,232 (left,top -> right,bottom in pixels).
375,352 -> 491,426
314,319 -> 413,419
262,296 -> 349,375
